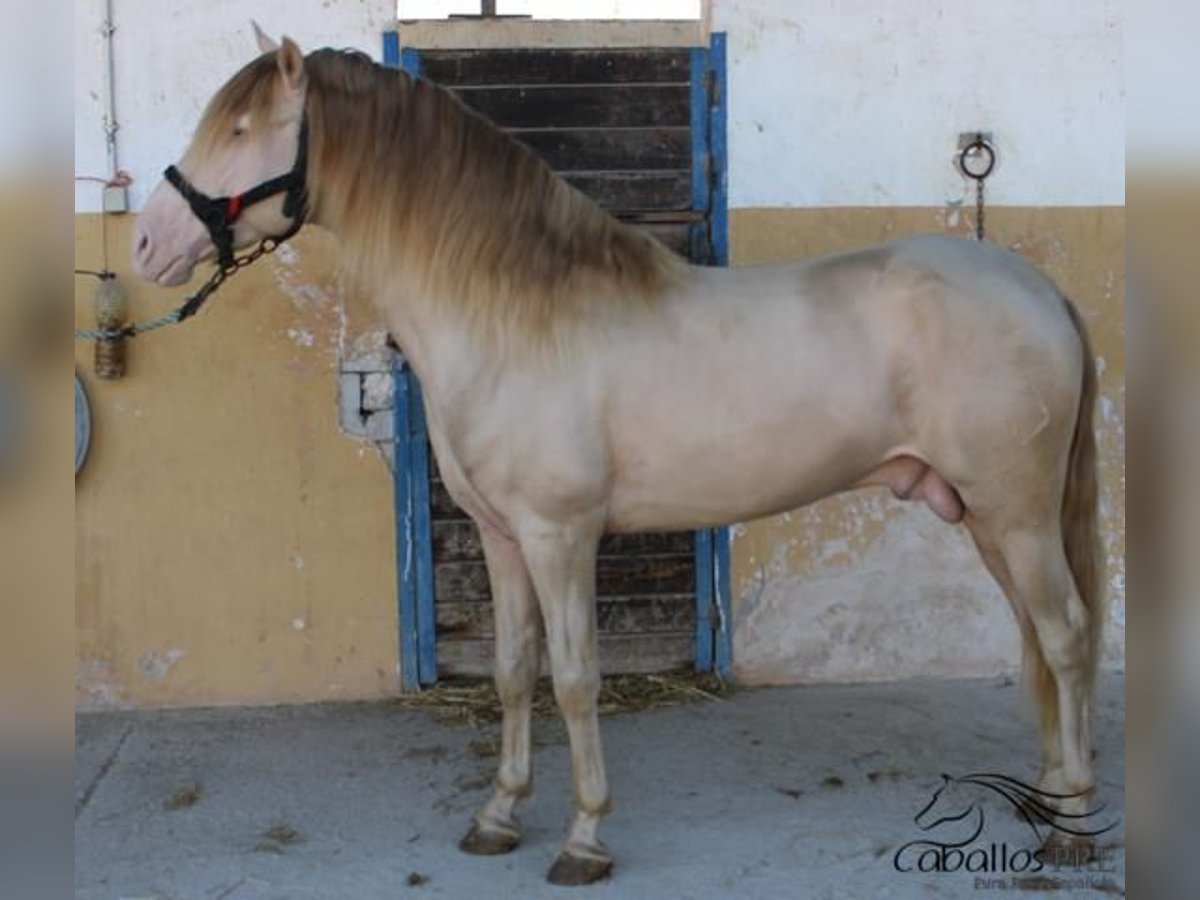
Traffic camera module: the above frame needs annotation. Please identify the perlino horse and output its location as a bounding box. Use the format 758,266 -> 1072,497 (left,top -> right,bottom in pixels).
132,30 -> 1103,885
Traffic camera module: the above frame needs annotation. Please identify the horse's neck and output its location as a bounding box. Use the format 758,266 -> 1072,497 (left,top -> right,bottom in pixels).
366,277 -> 490,410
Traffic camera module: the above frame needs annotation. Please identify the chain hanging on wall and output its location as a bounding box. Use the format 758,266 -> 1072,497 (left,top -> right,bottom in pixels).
958,134 -> 996,241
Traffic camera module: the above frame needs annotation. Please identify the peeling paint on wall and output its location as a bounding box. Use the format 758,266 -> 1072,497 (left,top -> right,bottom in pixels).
136,648 -> 186,682
286,328 -> 316,348
737,491 -> 906,582
76,659 -> 130,711
734,504 -> 1020,684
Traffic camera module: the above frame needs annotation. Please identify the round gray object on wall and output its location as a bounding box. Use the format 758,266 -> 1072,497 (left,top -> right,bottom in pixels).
76,373 -> 91,476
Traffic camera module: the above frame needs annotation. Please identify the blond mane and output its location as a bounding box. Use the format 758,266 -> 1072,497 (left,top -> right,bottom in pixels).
204,48 -> 689,354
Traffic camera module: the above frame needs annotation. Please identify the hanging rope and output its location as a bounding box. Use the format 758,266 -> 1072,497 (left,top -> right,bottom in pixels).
74,236 -> 287,342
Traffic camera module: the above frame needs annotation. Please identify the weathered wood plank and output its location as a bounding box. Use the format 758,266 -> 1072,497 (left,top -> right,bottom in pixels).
435,554 -> 695,603
420,49 -> 691,87
433,519 -> 694,563
637,222 -> 691,255
437,632 -> 695,676
564,171 -> 690,212
514,127 -> 689,171
430,478 -> 465,520
454,85 -> 690,129
437,593 -> 695,638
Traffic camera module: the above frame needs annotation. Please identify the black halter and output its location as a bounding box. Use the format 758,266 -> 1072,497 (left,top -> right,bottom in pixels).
164,117 -> 309,270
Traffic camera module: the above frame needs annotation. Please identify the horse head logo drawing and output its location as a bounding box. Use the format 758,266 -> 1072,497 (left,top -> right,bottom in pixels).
913,773 -> 1115,846
912,774 -> 987,847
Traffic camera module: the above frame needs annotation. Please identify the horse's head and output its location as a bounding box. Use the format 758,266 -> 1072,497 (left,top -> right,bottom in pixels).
914,773 -> 977,831
133,25 -> 308,286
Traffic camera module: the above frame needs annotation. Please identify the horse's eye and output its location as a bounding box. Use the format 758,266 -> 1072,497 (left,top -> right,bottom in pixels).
232,126 -> 246,138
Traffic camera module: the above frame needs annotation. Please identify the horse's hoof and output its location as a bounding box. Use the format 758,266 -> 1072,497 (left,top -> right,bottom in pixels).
459,820 -> 520,856
546,851 -> 613,886
1041,831 -> 1096,866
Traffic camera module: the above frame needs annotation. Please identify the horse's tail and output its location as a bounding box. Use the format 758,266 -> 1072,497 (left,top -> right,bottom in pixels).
1055,299 -> 1104,704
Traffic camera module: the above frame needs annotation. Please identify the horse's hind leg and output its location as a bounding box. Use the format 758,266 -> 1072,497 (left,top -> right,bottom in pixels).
967,512 -> 1097,852
460,528 -> 541,856
966,524 -> 1064,789
519,514 -> 613,885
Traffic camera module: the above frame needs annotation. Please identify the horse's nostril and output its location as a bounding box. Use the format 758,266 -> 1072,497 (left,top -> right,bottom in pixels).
133,229 -> 153,268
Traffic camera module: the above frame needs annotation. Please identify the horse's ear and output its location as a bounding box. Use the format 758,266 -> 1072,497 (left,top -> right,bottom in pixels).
277,37 -> 306,92
252,21 -> 279,55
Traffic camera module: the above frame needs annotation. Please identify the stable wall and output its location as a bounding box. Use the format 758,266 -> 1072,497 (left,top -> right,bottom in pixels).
75,221 -> 400,707
712,0 -> 1125,683
75,1 -> 1124,708
75,0 -> 400,709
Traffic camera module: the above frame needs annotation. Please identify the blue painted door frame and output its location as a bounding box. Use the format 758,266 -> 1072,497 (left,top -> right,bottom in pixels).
386,33 -> 732,689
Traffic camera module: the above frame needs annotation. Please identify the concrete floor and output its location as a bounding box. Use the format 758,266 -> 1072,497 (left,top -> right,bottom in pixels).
76,674 -> 1125,900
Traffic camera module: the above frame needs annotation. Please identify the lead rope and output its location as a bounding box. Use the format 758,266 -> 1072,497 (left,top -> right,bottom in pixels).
74,236 -> 285,342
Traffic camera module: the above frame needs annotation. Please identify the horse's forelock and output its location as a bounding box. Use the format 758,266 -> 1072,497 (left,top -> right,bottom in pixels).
192,53 -> 282,156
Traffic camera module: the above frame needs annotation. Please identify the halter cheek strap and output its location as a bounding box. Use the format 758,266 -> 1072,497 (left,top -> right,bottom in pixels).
164,116 -> 309,270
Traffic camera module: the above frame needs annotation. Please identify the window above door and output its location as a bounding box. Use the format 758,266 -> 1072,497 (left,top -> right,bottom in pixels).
399,1 -> 703,21
396,3 -> 708,50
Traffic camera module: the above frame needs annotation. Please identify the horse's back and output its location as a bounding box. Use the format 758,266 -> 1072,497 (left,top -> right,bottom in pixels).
890,235 -> 1067,308
803,234 -> 1067,318
891,234 -> 1080,368
800,234 -> 1082,385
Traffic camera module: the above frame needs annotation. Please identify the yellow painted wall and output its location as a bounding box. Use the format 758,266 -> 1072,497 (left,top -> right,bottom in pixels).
75,216 -> 398,708
727,206 -> 1125,683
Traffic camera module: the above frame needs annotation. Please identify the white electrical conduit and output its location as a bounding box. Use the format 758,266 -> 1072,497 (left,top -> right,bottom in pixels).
102,0 -> 120,178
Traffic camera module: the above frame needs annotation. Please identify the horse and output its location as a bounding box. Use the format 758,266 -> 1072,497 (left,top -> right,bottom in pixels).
131,29 -> 1104,885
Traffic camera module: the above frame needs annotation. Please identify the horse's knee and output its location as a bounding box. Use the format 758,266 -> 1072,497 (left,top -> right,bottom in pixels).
494,653 -> 537,706
551,665 -> 599,717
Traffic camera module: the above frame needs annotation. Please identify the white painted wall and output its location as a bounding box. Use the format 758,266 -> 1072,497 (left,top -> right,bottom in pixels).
76,1 -> 1124,212
74,0 -> 396,212
714,0 -> 1124,207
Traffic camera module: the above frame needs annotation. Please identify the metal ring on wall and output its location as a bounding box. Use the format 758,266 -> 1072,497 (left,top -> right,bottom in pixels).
959,136 -> 996,181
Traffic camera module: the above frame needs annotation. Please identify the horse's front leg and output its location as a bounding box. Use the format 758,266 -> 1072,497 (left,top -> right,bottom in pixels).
520,515 -> 613,886
460,527 -> 541,856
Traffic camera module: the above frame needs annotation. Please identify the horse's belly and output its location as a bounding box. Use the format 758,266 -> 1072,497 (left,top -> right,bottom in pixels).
604,379 -> 898,530
605,417 -> 886,532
